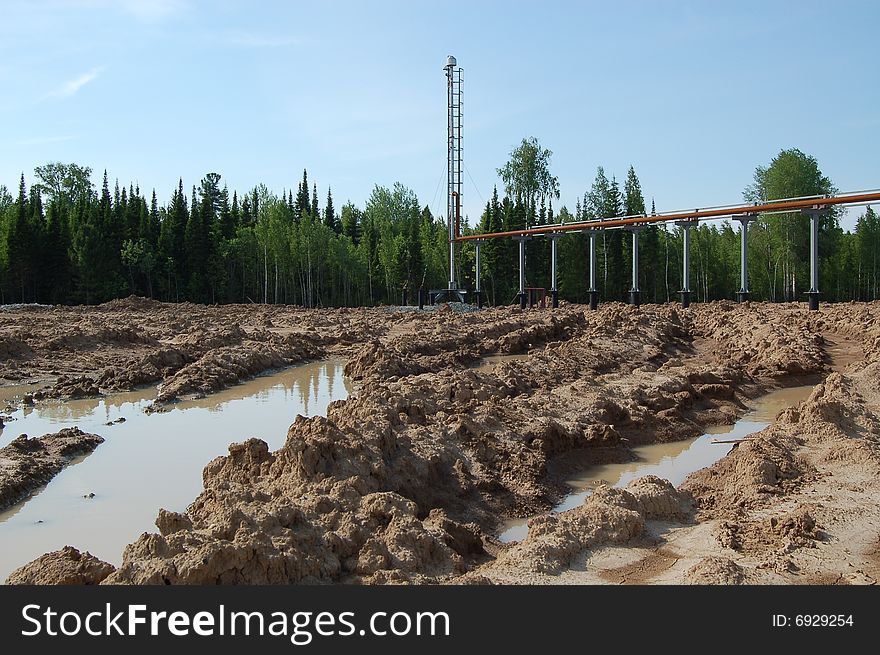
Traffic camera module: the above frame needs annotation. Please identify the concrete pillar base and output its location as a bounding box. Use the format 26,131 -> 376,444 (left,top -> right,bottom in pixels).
629,290 -> 641,307
680,291 -> 691,308
736,291 -> 750,303
807,291 -> 820,311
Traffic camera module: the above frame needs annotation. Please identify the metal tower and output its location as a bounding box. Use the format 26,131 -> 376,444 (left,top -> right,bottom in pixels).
445,55 -> 463,291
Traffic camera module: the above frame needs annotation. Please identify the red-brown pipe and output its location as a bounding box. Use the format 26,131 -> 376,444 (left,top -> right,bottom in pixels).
455,191 -> 880,242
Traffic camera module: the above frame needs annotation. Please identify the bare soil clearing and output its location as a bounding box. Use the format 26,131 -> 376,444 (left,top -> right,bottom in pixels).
2,297 -> 878,585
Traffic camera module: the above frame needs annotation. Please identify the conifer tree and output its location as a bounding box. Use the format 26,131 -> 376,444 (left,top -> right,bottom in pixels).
324,186 -> 338,233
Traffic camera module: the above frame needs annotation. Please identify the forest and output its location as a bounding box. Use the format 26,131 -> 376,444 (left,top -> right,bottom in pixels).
0,146 -> 878,307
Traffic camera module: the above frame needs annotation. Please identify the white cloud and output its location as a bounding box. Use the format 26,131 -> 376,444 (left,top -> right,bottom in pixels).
50,67 -> 103,98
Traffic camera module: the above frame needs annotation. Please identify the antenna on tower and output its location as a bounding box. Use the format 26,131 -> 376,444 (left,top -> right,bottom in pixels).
445,55 -> 463,292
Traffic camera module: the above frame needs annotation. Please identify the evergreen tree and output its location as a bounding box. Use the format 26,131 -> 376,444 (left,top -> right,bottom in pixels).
7,174 -> 32,301
324,187 -> 338,233
340,202 -> 361,244
295,169 -> 309,217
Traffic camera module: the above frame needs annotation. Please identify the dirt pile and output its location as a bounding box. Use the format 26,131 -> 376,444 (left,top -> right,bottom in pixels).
483,476 -> 688,576
8,300 -> 880,585
0,298 -> 385,407
5,546 -> 115,585
105,418 -> 487,584
0,427 -> 104,511
676,360 -> 880,580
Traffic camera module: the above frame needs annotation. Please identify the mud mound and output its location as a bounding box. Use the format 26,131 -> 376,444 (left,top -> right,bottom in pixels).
98,295 -> 165,312
96,347 -> 189,391
37,374 -> 100,400
684,557 -> 746,585
0,334 -> 34,360
150,335 -> 323,408
682,433 -> 804,516
44,326 -> 157,351
0,427 -> 105,511
343,340 -> 418,381
495,477 -> 688,575
690,303 -> 826,378
103,422 -> 487,585
5,546 -> 115,585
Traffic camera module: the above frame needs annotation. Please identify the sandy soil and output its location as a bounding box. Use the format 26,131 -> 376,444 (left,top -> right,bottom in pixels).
2,298 -> 877,585
0,427 -> 104,512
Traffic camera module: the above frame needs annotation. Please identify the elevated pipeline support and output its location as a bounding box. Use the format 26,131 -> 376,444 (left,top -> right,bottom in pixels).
676,220 -> 695,308
586,230 -> 599,310
474,239 -> 485,309
549,234 -> 560,308
628,226 -> 644,306
735,214 -> 757,303
455,191 -> 880,243
513,236 -> 531,309
803,207 -> 824,311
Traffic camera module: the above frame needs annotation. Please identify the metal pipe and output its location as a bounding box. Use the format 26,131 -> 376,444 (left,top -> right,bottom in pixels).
631,229 -> 639,292
629,228 -> 641,306
810,212 -> 819,293
676,220 -> 693,307
587,230 -> 598,310
455,191 -> 880,242
807,209 -> 821,310
550,235 -> 559,308
515,237 -> 528,308
475,240 -> 482,293
475,240 -> 482,308
682,223 -> 691,293
736,216 -> 754,302
588,231 -> 597,291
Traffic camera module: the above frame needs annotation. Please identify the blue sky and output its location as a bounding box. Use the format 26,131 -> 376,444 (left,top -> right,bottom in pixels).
1,0 -> 878,230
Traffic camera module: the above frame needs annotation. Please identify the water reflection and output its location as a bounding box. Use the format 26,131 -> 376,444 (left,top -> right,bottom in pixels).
0,359 -> 351,582
498,385 -> 816,543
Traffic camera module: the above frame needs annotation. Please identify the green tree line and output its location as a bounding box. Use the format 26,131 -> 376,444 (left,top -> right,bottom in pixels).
0,147 -> 877,307
471,145 -> 878,305
0,167 -> 452,306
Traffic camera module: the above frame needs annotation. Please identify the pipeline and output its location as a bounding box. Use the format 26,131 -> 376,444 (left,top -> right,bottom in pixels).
455,190 -> 880,242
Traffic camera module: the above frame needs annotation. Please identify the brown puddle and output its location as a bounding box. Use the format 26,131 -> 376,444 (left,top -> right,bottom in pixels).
498,384 -> 817,543
0,359 -> 352,582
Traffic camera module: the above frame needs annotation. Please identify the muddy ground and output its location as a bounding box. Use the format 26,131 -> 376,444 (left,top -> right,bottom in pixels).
0,427 -> 104,511
2,297 -> 877,585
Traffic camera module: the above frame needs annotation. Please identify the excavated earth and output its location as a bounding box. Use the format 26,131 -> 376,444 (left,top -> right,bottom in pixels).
0,428 -> 104,512
2,297 -> 878,585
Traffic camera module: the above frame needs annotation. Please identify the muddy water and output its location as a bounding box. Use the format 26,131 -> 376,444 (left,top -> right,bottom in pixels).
0,359 -> 351,582
498,384 -> 816,543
